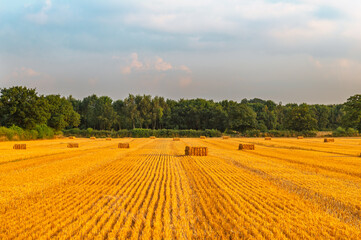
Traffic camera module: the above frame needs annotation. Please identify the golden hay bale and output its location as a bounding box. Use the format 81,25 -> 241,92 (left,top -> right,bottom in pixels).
200,136 -> 206,139
13,144 -> 26,150
69,136 -> 76,139
185,146 -> 208,156
150,136 -> 156,139
297,136 -> 304,139
265,137 -> 272,140
324,138 -> 335,143
239,144 -> 255,150
173,138 -> 180,141
67,143 -> 79,148
118,143 -> 130,148
106,138 -> 112,141
222,136 -> 230,139
90,137 -> 96,139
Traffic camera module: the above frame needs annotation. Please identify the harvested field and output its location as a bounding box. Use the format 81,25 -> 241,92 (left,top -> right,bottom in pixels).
0,137 -> 361,239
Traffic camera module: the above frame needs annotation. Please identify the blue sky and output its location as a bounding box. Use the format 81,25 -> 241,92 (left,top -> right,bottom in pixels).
1,0 -> 361,103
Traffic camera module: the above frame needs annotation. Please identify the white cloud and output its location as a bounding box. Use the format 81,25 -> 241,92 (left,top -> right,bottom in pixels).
26,0 -> 52,24
121,53 -> 144,74
179,76 -> 192,88
177,65 -> 191,73
154,57 -> 172,71
121,53 -> 190,74
11,67 -> 41,78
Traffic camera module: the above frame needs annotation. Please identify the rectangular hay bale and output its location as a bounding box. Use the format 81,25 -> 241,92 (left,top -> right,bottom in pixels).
324,138 -> 334,142
90,137 -> 96,139
297,136 -> 304,139
200,136 -> 206,139
118,143 -> 130,148
265,137 -> 272,140
69,136 -> 76,139
239,144 -> 255,150
13,144 -> 26,150
185,146 -> 208,156
67,143 -> 79,148
106,138 -> 112,141
150,136 -> 156,139
222,136 -> 230,139
173,138 -> 180,141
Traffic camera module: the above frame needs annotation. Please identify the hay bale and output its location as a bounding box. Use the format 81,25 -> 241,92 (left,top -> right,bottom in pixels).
185,146 -> 208,156
200,136 -> 206,139
69,136 -> 76,139
106,138 -> 112,141
265,137 -> 272,140
150,136 -> 156,139
324,138 -> 334,143
222,136 -> 230,139
118,143 -> 130,148
13,144 -> 26,150
239,144 -> 255,150
173,138 -> 180,141
67,143 -> 79,148
297,136 -> 304,139
90,137 -> 96,140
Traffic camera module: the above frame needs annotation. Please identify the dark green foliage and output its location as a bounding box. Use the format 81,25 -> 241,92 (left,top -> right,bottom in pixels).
0,86 -> 360,137
342,94 -> 361,132
0,86 -> 50,129
62,128 -> 222,138
46,95 -> 80,130
284,104 -> 317,131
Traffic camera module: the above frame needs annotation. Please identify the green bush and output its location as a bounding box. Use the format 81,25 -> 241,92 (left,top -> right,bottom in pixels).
333,127 -> 359,137
35,124 -> 54,139
62,128 -> 222,138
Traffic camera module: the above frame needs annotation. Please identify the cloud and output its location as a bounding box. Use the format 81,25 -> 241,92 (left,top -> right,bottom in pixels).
179,76 -> 192,88
154,57 -> 172,71
26,0 -> 52,24
11,67 -> 41,78
121,52 -> 144,74
177,65 -> 191,73
121,53 -> 190,74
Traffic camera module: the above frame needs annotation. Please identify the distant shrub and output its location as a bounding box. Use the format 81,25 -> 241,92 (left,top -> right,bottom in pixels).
62,128 -> 222,138
332,127 -> 359,137
35,124 -> 54,139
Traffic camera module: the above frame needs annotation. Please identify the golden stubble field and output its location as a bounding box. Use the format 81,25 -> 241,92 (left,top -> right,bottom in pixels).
0,137 -> 361,239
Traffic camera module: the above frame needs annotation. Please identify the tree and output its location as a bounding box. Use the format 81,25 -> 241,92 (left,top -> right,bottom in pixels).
46,95 -> 80,131
342,94 -> 361,132
96,96 -> 117,130
0,86 -> 50,129
124,94 -> 139,129
311,104 -> 330,130
284,104 -> 317,131
223,101 -> 257,132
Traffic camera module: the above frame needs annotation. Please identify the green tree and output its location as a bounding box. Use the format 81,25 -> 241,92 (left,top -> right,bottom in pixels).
46,95 -> 80,130
284,104 -> 317,131
0,86 -> 50,129
342,94 -> 361,132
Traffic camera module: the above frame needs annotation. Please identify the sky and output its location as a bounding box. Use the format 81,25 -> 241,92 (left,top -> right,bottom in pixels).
1,0 -> 361,104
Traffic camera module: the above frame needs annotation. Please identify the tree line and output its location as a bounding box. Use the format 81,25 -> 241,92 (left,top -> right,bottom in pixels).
1,86 -> 361,135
